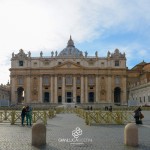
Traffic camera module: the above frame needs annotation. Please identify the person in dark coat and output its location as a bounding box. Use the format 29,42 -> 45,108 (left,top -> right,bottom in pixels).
90,106 -> 93,111
26,105 -> 32,126
134,106 -> 142,124
21,106 -> 26,126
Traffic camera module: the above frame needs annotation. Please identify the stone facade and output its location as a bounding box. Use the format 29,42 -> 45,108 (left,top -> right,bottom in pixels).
127,62 -> 150,106
10,36 -> 127,105
0,83 -> 10,106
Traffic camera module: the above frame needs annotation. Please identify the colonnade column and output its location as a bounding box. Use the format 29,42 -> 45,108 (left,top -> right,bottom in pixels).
81,75 -> 84,103
62,76 -> 65,103
50,76 -> 54,103
73,76 -> 76,103
107,75 -> 112,104
96,75 -> 99,103
38,76 -> 43,103
54,76 -> 58,103
11,76 -> 16,104
122,76 -> 127,105
26,76 -> 31,103
85,76 -> 88,103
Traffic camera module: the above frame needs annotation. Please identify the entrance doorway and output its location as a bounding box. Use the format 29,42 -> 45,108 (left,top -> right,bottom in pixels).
114,87 -> 121,105
66,92 -> 72,103
76,96 -> 80,103
44,92 -> 50,102
17,87 -> 24,103
58,96 -> 62,103
88,92 -> 94,102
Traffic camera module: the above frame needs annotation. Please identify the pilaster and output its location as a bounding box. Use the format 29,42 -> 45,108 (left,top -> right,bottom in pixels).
81,75 -> 84,103
50,76 -> 54,103
73,76 -> 76,103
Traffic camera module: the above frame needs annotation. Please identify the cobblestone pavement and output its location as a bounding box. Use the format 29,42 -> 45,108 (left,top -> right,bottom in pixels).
0,111 -> 150,150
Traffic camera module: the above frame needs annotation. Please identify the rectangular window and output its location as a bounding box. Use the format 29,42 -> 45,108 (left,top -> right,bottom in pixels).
115,60 -> 119,66
19,61 -> 23,66
115,76 -> 120,85
148,96 -> 150,102
43,76 -> 49,85
18,78 -> 23,85
76,77 -> 81,85
88,76 -> 95,85
140,97 -> 142,102
66,75 -> 72,85
44,62 -> 49,65
58,77 -> 62,85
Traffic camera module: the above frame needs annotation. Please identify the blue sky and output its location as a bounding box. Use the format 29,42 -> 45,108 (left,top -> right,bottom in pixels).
0,0 -> 150,84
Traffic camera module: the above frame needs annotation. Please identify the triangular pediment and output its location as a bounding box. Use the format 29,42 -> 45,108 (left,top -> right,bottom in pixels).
54,61 -> 83,69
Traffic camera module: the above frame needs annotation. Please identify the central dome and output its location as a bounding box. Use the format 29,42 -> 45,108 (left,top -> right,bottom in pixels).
58,36 -> 83,57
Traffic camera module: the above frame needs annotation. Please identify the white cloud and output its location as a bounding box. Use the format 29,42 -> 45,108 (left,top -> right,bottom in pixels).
0,0 -> 150,83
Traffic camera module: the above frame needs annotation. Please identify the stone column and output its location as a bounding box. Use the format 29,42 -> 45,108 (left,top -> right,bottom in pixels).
85,76 -> 88,103
26,76 -> 31,103
96,75 -> 99,103
62,76 -> 65,103
73,76 -> 76,103
81,75 -> 84,103
107,75 -> 112,104
11,76 -> 17,104
38,76 -> 43,103
50,76 -> 54,103
54,76 -> 58,103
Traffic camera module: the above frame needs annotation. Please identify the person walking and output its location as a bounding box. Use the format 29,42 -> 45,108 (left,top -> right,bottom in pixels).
26,105 -> 32,126
21,106 -> 26,126
134,106 -> 143,124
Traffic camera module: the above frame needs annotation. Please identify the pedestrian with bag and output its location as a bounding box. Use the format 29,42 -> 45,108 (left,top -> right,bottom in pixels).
134,106 -> 144,124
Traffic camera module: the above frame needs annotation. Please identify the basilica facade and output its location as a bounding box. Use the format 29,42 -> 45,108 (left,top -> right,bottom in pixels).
10,37 -> 127,105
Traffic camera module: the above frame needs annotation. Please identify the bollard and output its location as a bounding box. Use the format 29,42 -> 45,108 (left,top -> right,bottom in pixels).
32,122 -> 46,146
124,123 -> 138,147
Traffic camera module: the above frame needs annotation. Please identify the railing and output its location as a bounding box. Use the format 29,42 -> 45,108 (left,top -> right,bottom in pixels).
75,108 -> 86,119
55,107 -> 75,113
0,109 -> 55,125
75,108 -> 134,125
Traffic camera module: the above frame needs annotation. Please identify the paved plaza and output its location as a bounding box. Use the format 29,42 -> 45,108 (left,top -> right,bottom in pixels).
0,111 -> 150,150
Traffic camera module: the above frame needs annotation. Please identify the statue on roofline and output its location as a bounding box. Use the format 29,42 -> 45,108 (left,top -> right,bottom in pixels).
51,51 -> 54,57
85,51 -> 88,57
95,51 -> 98,57
55,51 -> 58,56
12,52 -> 14,57
107,51 -> 110,57
40,51 -> 43,57
28,51 -> 31,57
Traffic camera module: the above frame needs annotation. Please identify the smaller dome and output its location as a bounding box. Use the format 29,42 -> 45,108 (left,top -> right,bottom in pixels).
67,36 -> 75,47
58,36 -> 83,57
